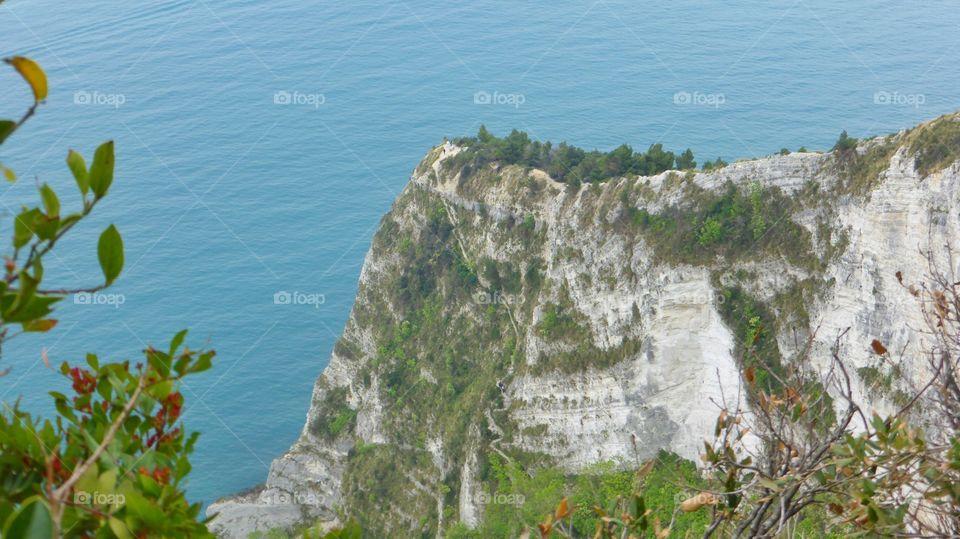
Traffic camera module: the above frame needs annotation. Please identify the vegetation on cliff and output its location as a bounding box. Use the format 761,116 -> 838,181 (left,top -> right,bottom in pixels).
445,126 -> 703,186
0,55 -> 217,537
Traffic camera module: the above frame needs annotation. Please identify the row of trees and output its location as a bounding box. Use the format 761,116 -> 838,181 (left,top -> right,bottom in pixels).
460,127 -> 867,185
465,126 -> 707,184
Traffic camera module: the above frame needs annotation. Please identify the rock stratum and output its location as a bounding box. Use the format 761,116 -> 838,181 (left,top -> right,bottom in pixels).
208,112 -> 960,538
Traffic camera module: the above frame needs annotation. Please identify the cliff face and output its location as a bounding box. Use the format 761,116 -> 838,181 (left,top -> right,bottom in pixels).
208,113 -> 960,538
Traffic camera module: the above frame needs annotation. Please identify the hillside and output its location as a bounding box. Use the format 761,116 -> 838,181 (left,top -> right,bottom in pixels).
208,112 -> 960,538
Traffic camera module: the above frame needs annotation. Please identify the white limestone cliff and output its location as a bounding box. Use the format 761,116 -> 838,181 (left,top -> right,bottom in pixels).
208,113 -> 960,538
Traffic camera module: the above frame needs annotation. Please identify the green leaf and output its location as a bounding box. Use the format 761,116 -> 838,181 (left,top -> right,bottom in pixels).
4,295 -> 59,323
75,463 -> 100,498
33,214 -> 59,241
88,140 -> 115,199
39,184 -> 60,218
188,350 -> 215,374
66,150 -> 88,196
13,208 -> 40,249
119,485 -> 164,528
98,468 -> 119,497
2,496 -> 52,539
7,271 -> 38,318
0,120 -> 15,144
169,329 -> 188,356
109,517 -> 133,539
97,224 -> 124,284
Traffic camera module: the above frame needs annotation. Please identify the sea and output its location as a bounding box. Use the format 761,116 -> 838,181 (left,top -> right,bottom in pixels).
2,0 -> 958,507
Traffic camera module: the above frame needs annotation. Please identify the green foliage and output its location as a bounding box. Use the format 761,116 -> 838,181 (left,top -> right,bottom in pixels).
458,452 -> 707,539
675,148 -> 696,170
748,181 -> 766,240
716,286 -> 784,393
833,137 -> 897,196
248,519 -> 363,539
309,386 -> 357,440
1,335 -> 215,537
832,130 -> 858,153
628,181 -> 815,269
537,302 -> 581,339
341,444 -> 438,537
0,54 -> 214,537
469,454 -> 566,538
831,114 -> 960,197
571,452 -> 710,537
907,113 -> 960,176
701,157 -> 728,171
697,217 -> 724,246
449,126 -> 693,184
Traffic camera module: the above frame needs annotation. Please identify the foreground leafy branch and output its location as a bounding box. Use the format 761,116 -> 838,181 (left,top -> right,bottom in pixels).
0,55 -> 216,537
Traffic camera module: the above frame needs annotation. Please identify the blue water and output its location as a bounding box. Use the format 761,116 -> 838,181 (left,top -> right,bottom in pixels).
2,0 -> 958,508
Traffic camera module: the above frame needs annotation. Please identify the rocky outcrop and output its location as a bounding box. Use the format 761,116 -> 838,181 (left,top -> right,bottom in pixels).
208,113 -> 960,538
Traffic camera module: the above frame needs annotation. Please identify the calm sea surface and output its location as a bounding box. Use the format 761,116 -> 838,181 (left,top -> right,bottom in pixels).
2,0 -> 958,506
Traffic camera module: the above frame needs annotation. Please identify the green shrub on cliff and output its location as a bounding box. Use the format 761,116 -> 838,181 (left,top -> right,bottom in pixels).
453,126 -> 694,184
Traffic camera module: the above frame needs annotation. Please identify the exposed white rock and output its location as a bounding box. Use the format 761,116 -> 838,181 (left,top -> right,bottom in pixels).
209,115 -> 960,537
